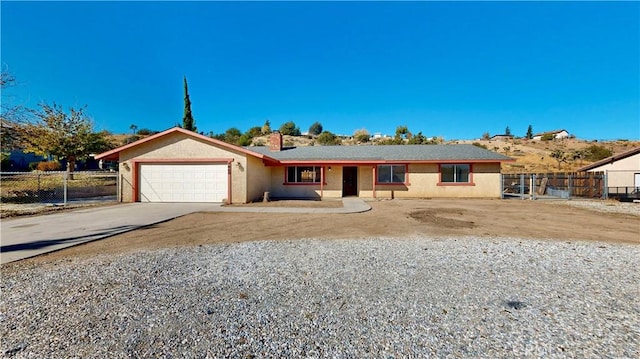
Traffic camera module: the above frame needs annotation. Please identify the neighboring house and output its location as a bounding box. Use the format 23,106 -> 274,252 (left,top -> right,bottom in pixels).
4,150 -> 46,171
95,127 -> 513,204
577,147 -> 640,189
489,134 -> 514,141
532,129 -> 570,141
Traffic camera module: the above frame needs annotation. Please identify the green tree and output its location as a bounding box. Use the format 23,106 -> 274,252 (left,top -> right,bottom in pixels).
130,124 -> 138,135
525,125 -> 533,139
21,103 -> 113,178
308,121 -> 323,136
279,121 -> 301,136
261,120 -> 272,135
223,127 -> 242,144
316,131 -> 339,145
246,126 -> 262,138
408,131 -> 429,144
182,76 -> 197,132
505,126 -> 511,136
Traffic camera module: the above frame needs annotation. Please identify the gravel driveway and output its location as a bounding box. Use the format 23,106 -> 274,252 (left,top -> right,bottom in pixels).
2,236 -> 638,358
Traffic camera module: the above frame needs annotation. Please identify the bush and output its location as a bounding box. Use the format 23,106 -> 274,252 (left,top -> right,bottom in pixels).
541,133 -> 555,141
35,161 -> 62,171
317,131 -> 340,145
472,142 -> 488,149
584,145 -> 613,161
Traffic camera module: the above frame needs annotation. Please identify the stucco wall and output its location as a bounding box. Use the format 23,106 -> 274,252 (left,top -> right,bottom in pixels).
586,153 -> 640,187
246,155 -> 272,202
358,163 -> 502,198
267,166 -> 342,199
117,132 -> 250,203
267,163 -> 503,199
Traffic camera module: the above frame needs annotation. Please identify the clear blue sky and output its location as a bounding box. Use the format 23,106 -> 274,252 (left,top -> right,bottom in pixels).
2,1 -> 639,141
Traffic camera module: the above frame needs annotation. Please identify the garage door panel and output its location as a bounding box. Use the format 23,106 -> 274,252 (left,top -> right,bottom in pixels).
139,163 -> 228,203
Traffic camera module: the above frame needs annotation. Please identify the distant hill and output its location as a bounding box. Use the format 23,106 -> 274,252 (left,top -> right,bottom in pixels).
109,132 -> 639,174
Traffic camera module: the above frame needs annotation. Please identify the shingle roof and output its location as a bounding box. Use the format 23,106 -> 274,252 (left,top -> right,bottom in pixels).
247,144 -> 512,163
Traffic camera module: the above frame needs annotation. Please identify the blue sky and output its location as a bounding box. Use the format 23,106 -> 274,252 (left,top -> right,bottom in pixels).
2,1 -> 638,141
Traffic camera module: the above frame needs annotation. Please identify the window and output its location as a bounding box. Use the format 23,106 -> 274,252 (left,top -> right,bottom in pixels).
377,164 -> 406,183
441,164 -> 470,183
286,166 -> 321,183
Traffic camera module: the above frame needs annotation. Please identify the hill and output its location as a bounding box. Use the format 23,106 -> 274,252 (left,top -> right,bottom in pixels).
108,132 -> 639,174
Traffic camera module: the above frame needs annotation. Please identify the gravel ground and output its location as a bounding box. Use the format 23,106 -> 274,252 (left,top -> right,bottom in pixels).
557,200 -> 640,216
1,237 -> 639,358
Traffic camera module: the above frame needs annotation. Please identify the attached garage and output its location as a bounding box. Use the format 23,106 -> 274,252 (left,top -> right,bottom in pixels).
138,163 -> 228,203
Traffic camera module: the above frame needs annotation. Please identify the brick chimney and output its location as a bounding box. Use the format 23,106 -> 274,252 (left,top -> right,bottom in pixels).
269,131 -> 283,151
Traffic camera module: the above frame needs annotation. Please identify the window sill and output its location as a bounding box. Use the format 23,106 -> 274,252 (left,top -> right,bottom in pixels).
375,182 -> 410,186
437,182 -> 476,186
283,182 -> 327,186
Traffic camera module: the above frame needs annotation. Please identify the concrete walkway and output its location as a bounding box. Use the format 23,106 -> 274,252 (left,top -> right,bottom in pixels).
0,199 -> 370,264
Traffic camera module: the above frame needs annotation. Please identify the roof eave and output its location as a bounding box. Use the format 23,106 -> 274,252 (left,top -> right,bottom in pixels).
95,127 -> 275,162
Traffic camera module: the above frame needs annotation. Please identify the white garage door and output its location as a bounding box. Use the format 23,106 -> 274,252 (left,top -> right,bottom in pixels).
139,163 -> 228,202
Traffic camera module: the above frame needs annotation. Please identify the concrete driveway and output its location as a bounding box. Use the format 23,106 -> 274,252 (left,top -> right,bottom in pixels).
0,203 -> 223,264
0,199 -> 371,264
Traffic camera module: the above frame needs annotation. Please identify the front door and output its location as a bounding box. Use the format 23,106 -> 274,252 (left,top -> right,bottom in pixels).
342,167 -> 358,197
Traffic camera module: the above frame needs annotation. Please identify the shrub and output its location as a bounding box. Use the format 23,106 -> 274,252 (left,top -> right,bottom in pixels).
472,142 -> 488,149
35,161 -> 62,171
541,133 -> 555,141
584,145 -> 613,161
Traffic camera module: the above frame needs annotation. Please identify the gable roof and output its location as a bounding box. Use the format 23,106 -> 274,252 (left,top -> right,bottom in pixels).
95,127 -> 277,162
248,144 -> 513,164
576,147 -> 640,171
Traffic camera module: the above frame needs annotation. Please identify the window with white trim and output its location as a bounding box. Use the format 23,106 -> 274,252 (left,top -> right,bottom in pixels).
377,164 -> 406,183
441,164 -> 470,183
286,166 -> 321,183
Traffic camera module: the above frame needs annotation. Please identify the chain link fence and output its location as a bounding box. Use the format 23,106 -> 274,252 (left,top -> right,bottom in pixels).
502,172 -> 605,200
1,171 -> 118,205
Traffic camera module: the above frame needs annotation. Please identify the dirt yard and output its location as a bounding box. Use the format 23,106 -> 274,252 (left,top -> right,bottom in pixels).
19,199 -> 638,265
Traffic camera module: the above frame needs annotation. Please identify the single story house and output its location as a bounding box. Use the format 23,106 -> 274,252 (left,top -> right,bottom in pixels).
577,147 -> 640,188
532,129 -> 570,141
489,134 -> 514,141
95,127 -> 513,203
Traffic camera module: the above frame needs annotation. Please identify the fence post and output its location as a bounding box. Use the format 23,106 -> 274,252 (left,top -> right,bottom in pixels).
603,171 -> 608,199
531,174 -> 536,200
63,171 -> 68,205
500,173 -> 504,199
520,173 -> 525,200
568,174 -> 572,200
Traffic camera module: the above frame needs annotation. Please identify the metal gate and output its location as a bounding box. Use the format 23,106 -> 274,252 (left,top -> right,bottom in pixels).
502,172 -> 605,200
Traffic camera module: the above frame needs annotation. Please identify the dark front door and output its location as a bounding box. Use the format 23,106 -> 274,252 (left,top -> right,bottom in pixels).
342,166 -> 358,197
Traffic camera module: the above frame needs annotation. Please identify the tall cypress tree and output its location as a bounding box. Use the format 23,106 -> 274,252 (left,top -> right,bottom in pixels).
183,76 -> 196,132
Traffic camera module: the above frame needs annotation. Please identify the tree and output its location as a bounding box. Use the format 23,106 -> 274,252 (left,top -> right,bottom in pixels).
505,126 -> 511,136
246,126 -> 262,138
279,121 -> 301,136
182,76 -> 196,132
525,125 -> 533,139
1,70 -> 31,150
130,124 -> 138,135
353,128 -> 370,143
550,149 -> 567,170
316,131 -> 340,145
223,127 -> 242,144
482,132 -> 490,140
261,120 -> 272,135
21,103 -> 113,178
308,122 -> 323,136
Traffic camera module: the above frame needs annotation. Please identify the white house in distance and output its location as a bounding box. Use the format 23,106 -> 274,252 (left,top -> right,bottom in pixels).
577,147 -> 640,198
532,129 -> 570,141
